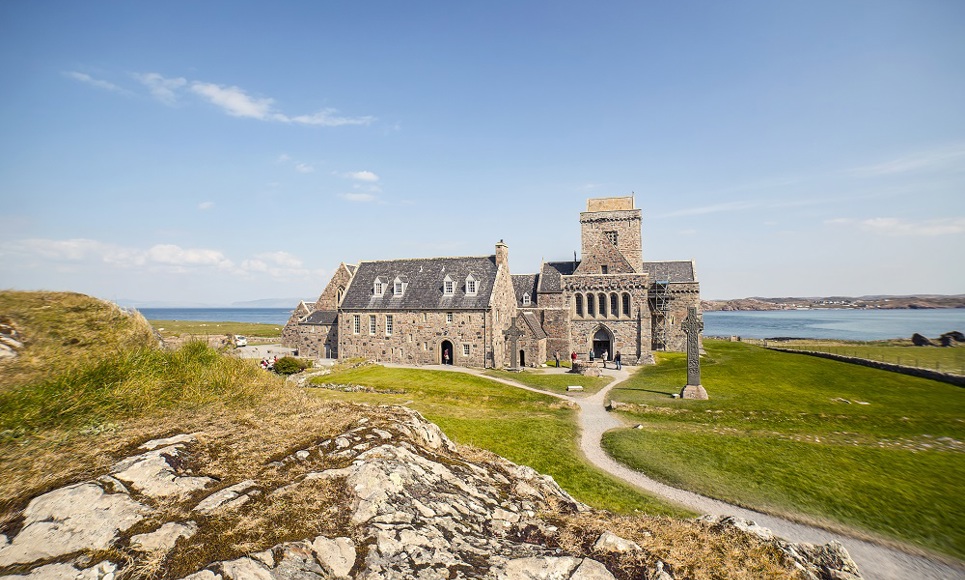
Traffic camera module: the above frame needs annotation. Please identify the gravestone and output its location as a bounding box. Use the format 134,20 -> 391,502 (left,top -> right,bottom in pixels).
503,316 -> 525,371
679,306 -> 708,400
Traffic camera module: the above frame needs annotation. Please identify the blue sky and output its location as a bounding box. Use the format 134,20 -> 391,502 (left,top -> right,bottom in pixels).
1,1 -> 963,304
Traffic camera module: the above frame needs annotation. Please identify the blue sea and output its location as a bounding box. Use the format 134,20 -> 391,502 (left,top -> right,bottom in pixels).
139,307 -> 965,341
139,308 -> 293,325
703,309 -> 965,341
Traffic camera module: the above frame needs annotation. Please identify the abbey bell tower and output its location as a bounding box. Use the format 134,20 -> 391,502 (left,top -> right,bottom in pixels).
576,196 -> 644,275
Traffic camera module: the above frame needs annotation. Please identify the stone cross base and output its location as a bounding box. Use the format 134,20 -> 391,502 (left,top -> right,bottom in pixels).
571,361 -> 602,377
679,385 -> 709,400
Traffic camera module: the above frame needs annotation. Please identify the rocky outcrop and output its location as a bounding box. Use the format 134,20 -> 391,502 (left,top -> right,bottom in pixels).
0,318 -> 22,361
0,409 -> 862,579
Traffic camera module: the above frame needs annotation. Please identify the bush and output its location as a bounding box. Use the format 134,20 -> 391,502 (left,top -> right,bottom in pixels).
273,356 -> 309,375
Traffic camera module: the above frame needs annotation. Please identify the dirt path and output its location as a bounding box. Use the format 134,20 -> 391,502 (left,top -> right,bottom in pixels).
387,363 -> 963,580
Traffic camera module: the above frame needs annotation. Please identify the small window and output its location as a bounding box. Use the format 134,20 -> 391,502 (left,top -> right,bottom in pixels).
423,313 -> 428,322
385,314 -> 393,336
610,293 -> 619,317
369,315 -> 376,335
466,276 -> 477,296
575,294 -> 583,317
601,265 -> 608,274
462,344 -> 470,357
599,293 -> 607,318
604,231 -> 618,245
622,293 -> 631,317
587,294 -> 596,317
394,281 -> 404,296
446,312 -> 453,324
352,315 -> 361,335
443,275 -> 454,296
522,292 -> 531,306
373,277 -> 385,297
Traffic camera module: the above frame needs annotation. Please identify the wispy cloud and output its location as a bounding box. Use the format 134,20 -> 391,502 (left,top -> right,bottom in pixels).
64,71 -> 125,93
289,109 -> 376,127
826,217 -> 965,236
190,82 -> 279,120
345,170 -> 380,182
340,193 -> 377,203
198,201 -> 215,210
849,144 -> 965,177
295,163 -> 315,173
133,72 -> 187,105
1,238 -> 319,280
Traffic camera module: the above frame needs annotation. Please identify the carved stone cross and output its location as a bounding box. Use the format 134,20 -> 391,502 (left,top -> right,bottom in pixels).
679,306 -> 708,399
503,315 -> 525,370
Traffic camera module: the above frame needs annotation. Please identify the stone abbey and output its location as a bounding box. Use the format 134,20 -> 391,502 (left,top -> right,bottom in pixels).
282,196 -> 701,367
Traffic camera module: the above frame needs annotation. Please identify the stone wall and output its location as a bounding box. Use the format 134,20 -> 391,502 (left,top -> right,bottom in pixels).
284,323 -> 338,358
339,310 -> 489,367
315,263 -> 355,311
487,263 -> 519,369
650,282 -> 701,351
579,208 -> 643,273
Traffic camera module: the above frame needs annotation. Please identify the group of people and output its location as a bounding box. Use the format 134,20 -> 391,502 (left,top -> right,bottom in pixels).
260,355 -> 278,370
554,349 -> 622,370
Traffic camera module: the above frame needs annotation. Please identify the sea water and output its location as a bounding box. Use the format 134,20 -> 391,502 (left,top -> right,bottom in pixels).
703,309 -> 965,341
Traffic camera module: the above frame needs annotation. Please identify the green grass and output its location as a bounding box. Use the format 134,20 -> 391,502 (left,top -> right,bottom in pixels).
147,319 -> 284,339
309,365 -> 690,517
485,368 -> 612,394
602,339 -> 965,558
768,339 -> 965,375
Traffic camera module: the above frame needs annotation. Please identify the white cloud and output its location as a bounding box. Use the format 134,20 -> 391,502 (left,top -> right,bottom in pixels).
826,217 -> 965,236
64,71 -> 124,93
340,193 -> 377,203
146,244 -> 234,268
190,82 -> 278,120
345,170 -> 379,182
240,251 -> 309,278
198,201 -> 215,210
289,109 -> 376,127
276,153 -> 291,163
849,145 -> 965,177
295,163 -> 315,173
133,72 -> 187,104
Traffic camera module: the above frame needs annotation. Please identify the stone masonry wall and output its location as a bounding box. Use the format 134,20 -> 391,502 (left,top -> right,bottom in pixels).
650,282 -> 700,352
339,310 -> 489,367
579,209 -> 643,273
563,272 -> 652,363
315,264 -> 355,311
285,323 -> 338,358
487,263 -> 519,369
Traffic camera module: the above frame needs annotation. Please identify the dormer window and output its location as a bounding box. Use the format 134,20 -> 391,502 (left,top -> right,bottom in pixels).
522,292 -> 531,306
465,274 -> 478,296
393,276 -> 406,297
443,275 -> 454,296
373,277 -> 385,297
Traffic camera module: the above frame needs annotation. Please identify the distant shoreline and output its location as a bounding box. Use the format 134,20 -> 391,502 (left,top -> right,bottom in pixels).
702,294 -> 965,312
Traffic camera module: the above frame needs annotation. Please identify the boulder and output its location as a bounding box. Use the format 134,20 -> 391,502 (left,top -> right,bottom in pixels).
911,333 -> 935,346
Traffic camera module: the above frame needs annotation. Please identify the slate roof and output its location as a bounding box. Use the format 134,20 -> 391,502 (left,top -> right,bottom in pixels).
340,255 -> 499,311
537,261 -> 579,293
642,261 -> 696,283
520,312 -> 547,340
303,310 -> 338,325
512,274 -> 539,307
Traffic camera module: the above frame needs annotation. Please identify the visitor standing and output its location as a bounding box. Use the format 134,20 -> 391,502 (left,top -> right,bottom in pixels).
554,351 -> 560,367
615,351 -> 622,370
443,348 -> 450,365
571,351 -> 577,365
602,350 -> 608,369
589,348 -> 595,362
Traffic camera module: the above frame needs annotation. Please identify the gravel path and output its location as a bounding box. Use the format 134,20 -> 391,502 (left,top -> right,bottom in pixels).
385,363 -> 964,580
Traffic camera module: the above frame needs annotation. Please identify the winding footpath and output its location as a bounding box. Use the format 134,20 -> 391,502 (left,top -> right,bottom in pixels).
391,363 -> 964,580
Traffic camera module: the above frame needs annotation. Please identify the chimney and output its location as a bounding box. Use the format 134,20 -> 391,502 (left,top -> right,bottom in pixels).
495,240 -> 509,270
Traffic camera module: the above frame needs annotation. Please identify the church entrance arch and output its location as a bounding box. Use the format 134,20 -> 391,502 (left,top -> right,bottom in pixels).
441,340 -> 454,365
519,349 -> 526,367
592,326 -> 613,361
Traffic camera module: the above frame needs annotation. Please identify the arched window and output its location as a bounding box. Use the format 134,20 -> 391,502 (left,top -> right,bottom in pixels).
610,294 -> 619,318
575,294 -> 584,317
622,293 -> 631,317
598,293 -> 607,318
587,293 -> 596,317
336,286 -> 344,305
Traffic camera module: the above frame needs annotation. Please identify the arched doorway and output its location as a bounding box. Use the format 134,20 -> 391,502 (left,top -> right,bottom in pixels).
441,340 -> 454,365
519,349 -> 526,367
592,327 -> 613,361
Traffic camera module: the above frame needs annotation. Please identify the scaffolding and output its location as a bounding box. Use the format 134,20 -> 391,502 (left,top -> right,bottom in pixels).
649,280 -> 673,350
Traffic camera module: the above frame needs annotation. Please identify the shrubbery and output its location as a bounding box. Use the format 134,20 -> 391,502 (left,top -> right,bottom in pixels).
273,356 -> 309,375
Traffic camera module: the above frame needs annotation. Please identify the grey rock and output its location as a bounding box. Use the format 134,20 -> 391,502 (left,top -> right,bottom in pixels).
0,482 -> 148,567
193,480 -> 258,514
140,433 -> 199,451
592,530 -> 642,554
311,536 -> 356,577
111,444 -> 215,499
130,520 -> 198,552
178,571 -> 222,580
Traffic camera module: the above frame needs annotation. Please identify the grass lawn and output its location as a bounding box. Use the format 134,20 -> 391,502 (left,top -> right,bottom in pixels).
308,365 -> 689,517
147,320 -> 284,339
602,340 -> 965,559
767,339 -> 965,375
485,368 -> 612,395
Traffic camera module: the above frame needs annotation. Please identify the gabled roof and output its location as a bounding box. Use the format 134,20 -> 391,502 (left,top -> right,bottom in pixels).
643,260 -> 696,283
520,311 -> 547,340
537,261 -> 578,293
303,310 -> 338,325
340,255 -> 499,310
512,274 -> 539,307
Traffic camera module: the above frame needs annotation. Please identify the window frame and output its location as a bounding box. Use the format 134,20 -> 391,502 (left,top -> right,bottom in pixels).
462,344 -> 470,357
369,315 -> 377,335
352,314 -> 361,335
446,312 -> 453,324
385,314 -> 394,336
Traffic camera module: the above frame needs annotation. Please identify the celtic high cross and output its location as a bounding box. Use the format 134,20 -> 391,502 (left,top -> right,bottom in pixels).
682,306 -> 703,387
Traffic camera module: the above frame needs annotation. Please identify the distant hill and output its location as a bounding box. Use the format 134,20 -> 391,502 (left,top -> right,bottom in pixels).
230,298 -> 312,308
702,294 -> 965,311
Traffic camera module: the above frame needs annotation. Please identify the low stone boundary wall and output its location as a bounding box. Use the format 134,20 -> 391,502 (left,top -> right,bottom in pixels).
766,347 -> 965,387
